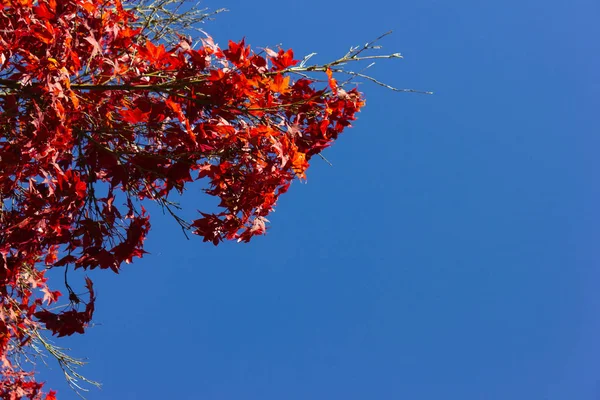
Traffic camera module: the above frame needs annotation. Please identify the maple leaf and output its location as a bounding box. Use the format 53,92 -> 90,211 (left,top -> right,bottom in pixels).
84,35 -> 103,59
270,49 -> 298,70
143,40 -> 167,64
269,74 -> 290,94
325,68 -> 338,95
121,107 -> 151,124
44,245 -> 59,265
223,39 -> 250,66
41,286 -> 61,305
192,213 -> 224,245
34,2 -> 55,19
291,151 -> 308,179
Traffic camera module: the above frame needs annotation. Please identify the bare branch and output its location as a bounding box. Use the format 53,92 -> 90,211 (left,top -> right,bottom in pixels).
31,329 -> 100,399
125,0 -> 227,44
275,32 -> 433,95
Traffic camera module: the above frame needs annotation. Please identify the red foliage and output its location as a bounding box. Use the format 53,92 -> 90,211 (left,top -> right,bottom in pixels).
0,0 -> 364,396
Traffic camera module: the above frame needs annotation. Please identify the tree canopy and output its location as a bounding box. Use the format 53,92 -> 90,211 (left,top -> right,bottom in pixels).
0,0 -> 421,397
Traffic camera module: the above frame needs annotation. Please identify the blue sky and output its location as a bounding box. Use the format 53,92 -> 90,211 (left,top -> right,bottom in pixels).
38,0 -> 600,398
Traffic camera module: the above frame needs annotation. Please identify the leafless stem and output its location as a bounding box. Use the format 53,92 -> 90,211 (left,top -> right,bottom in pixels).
274,31 -> 433,95
31,329 -> 100,399
125,0 -> 227,45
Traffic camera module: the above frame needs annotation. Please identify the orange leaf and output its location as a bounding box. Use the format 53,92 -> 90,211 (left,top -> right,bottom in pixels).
81,1 -> 97,14
325,68 -> 338,95
145,40 -> 166,61
291,151 -> 308,179
269,74 -> 290,94
69,91 -> 79,108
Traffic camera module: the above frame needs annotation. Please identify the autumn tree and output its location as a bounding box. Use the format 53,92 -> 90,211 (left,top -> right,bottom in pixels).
0,0 -> 427,397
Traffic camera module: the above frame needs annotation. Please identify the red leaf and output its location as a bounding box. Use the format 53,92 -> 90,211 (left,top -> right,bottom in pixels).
270,49 -> 298,70
144,40 -> 167,62
223,39 -> 251,67
121,107 -> 151,124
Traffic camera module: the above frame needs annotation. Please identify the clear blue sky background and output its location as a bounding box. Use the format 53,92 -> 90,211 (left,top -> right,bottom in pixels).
38,0 -> 599,398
